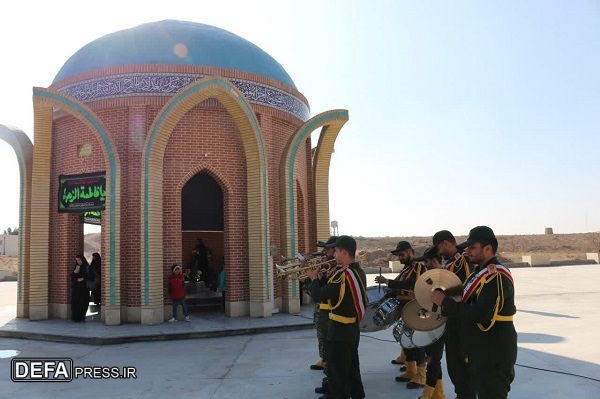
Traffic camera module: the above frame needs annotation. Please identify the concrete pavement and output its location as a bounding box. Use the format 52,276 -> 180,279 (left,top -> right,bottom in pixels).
1,265 -> 599,398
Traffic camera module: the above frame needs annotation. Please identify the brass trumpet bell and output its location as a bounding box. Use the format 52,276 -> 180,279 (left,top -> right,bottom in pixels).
275,257 -> 336,280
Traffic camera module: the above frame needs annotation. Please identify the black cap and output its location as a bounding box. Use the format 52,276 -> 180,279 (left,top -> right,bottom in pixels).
324,236 -> 340,249
432,230 -> 455,247
415,245 -> 438,262
423,245 -> 439,259
333,235 -> 356,253
457,226 -> 497,249
391,241 -> 412,254
317,236 -> 339,248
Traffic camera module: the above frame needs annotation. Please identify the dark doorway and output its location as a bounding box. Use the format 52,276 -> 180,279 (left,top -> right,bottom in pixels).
181,172 -> 224,312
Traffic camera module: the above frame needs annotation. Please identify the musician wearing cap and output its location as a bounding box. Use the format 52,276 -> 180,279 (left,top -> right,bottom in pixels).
431,226 -> 517,399
374,241 -> 427,388
432,230 -> 475,399
311,235 -> 338,397
305,235 -> 368,399
415,245 -> 447,399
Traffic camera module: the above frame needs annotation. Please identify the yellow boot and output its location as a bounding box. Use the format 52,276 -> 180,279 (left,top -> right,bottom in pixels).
432,379 -> 446,399
310,358 -> 325,370
407,363 -> 427,388
418,385 -> 436,399
392,348 -> 407,365
395,360 -> 417,382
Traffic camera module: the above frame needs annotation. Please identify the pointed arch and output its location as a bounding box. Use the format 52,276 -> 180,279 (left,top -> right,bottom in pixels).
32,88 -> 122,323
0,125 -> 33,317
279,110 -> 349,258
141,76 -> 270,321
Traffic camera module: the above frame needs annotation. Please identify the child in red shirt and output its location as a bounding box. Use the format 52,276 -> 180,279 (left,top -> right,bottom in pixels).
168,264 -> 190,322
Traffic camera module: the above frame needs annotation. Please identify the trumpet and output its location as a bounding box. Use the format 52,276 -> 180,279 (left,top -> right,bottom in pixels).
275,257 -> 337,280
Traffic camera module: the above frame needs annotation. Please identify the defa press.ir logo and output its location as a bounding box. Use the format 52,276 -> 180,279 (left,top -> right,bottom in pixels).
11,358 -> 137,382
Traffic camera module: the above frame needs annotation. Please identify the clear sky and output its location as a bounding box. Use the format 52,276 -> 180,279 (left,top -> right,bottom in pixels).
0,0 -> 598,237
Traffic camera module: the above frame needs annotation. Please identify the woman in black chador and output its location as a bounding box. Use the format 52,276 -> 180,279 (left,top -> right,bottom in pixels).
70,254 -> 90,322
90,252 -> 101,305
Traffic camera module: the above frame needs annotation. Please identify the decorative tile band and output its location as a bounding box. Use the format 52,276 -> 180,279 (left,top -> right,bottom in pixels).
57,73 -> 310,121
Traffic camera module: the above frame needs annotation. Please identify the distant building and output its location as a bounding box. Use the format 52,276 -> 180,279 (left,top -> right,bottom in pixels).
0,235 -> 18,255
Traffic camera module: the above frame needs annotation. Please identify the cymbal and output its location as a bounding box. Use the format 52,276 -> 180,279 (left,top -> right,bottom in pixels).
401,299 -> 446,331
414,269 -> 463,314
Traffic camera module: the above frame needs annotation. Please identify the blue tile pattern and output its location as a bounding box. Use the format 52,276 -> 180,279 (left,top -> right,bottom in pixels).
58,73 -> 310,121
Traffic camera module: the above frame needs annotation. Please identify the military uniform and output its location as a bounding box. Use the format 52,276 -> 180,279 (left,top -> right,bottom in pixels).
311,236 -> 338,373
443,251 -> 476,399
386,259 -> 427,387
308,262 -> 367,399
440,257 -> 517,399
316,273 -> 332,377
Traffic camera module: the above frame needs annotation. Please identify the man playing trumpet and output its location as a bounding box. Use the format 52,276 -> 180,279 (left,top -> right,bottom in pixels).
310,236 -> 338,397
305,235 -> 368,399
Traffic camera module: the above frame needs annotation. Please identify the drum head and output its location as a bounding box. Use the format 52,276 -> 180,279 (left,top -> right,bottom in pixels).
410,323 -> 446,348
401,299 -> 446,331
414,269 -> 462,314
366,285 -> 386,304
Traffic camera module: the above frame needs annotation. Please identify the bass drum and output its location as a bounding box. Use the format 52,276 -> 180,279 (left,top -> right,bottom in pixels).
393,318 -> 446,348
410,323 -> 446,348
360,286 -> 387,332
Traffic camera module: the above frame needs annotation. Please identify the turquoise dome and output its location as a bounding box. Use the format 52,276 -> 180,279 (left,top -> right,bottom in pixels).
53,20 -> 296,89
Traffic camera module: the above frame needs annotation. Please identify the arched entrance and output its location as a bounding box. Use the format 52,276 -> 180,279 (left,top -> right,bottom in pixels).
181,171 -> 224,311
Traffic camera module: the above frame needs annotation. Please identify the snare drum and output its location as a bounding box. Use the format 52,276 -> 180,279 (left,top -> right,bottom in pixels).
373,298 -> 402,328
360,286 -> 387,332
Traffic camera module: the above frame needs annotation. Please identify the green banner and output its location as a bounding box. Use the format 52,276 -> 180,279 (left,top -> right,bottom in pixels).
58,172 -> 106,212
81,210 -> 102,225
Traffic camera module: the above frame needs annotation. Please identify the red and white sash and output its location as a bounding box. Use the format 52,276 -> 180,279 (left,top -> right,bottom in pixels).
344,268 -> 367,322
462,264 -> 513,302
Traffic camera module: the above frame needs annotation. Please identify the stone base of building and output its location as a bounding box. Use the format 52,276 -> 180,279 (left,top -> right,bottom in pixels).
103,307 -> 121,325
29,304 -> 48,320
281,297 -> 300,314
141,306 -> 164,325
17,302 -> 28,318
124,306 -> 141,323
49,303 -> 68,319
250,301 -> 273,318
302,291 -> 313,305
227,300 -> 249,317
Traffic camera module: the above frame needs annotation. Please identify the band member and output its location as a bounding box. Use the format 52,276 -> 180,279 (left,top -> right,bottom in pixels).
311,236 -> 338,397
418,245 -> 447,399
311,236 -> 338,373
432,230 -> 475,399
374,241 -> 426,388
305,235 -> 368,399
432,226 -> 517,399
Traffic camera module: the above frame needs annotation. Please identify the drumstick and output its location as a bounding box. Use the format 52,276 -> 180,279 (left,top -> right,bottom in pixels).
378,267 -> 382,293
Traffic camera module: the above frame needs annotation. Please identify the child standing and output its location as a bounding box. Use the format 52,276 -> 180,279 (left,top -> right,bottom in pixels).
168,264 -> 190,322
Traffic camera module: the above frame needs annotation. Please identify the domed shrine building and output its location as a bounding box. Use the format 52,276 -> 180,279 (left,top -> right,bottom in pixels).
0,20 -> 348,324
